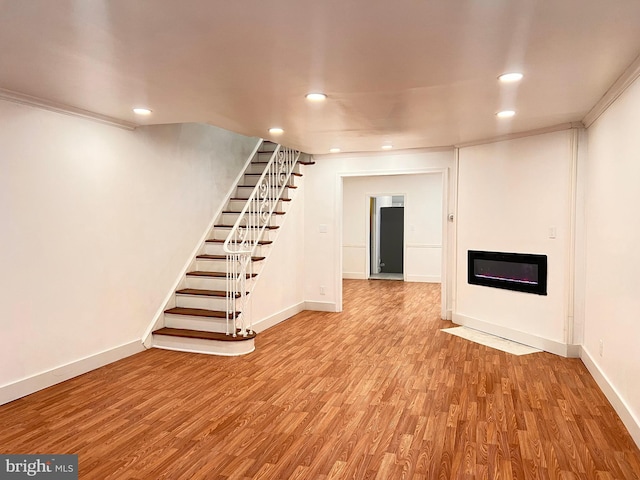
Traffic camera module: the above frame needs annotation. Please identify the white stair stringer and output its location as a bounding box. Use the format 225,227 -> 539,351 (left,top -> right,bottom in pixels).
148,140 -> 309,356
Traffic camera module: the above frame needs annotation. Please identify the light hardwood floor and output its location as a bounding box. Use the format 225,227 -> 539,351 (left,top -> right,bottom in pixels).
1,280 -> 639,479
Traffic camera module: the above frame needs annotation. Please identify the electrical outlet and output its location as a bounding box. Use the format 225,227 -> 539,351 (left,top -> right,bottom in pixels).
599,339 -> 604,357
320,286 -> 326,295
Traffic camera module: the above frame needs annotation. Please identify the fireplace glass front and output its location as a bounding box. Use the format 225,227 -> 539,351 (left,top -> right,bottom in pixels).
467,250 -> 547,295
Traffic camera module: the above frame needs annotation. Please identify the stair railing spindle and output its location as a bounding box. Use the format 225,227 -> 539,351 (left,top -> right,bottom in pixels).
223,141 -> 301,336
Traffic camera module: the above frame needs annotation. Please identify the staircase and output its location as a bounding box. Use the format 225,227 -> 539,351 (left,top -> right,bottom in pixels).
150,140 -> 312,356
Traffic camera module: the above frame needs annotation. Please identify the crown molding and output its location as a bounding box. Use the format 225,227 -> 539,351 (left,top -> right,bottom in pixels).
454,122 -> 585,149
312,145 -> 454,159
0,88 -> 138,130
582,53 -> 640,128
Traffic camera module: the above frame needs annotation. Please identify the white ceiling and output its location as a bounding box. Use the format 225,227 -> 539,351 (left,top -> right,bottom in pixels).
1,0 -> 639,154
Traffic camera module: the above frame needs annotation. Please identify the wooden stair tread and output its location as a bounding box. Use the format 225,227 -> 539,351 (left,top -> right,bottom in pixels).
230,197 -> 291,202
299,161 -> 316,165
245,173 -> 302,177
223,210 -> 285,215
164,307 -> 237,318
205,238 -> 273,245
214,224 -> 279,230
154,327 -> 255,341
176,288 -> 242,298
237,184 -> 297,189
186,270 -> 258,278
196,254 -> 266,261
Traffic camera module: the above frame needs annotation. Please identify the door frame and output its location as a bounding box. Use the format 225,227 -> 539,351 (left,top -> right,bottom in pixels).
337,167 -> 450,319
366,194 -> 406,280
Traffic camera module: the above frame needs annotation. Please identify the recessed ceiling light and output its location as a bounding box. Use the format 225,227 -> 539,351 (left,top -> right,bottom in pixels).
329,148 -> 341,153
268,127 -> 284,134
498,72 -> 523,83
382,145 -> 393,150
306,93 -> 327,101
133,107 -> 152,115
496,110 -> 516,118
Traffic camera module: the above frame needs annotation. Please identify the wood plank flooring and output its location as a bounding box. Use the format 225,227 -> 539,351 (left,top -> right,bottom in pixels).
1,279 -> 639,479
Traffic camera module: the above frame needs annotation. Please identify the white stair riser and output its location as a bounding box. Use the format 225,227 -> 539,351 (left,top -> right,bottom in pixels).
210,228 -> 277,241
195,259 -> 265,275
235,186 -> 291,200
243,173 -> 300,187
225,199 -> 289,213
185,276 -> 227,290
175,294 -> 233,310
258,145 -> 276,153
202,243 -> 270,256
246,162 -> 301,176
164,313 -> 229,333
153,334 -> 255,356
245,164 -> 268,175
185,275 -> 257,290
220,212 -> 283,225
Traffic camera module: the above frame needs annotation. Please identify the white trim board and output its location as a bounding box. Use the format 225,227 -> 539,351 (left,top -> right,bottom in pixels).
583,52 -> 640,128
454,122 -> 584,149
0,341 -> 144,406
252,302 -> 306,333
406,275 -> 441,283
580,346 -> 640,448
304,301 -> 339,312
0,87 -> 137,130
343,273 -> 367,280
452,313 -> 580,358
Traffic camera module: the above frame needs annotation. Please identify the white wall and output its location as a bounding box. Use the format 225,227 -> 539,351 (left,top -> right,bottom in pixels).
0,100 -> 256,400
455,130 -> 575,354
583,75 -> 640,443
303,149 -> 455,314
342,174 -> 443,282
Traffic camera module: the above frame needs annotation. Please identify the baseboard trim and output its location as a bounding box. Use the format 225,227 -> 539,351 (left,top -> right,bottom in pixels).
252,302 -> 306,333
304,301 -> 338,312
0,341 -> 144,406
452,313 -> 579,358
343,272 -> 367,280
580,346 -> 640,448
405,274 -> 441,283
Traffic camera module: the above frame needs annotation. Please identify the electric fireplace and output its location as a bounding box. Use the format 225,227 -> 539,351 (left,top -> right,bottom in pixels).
468,250 -> 547,295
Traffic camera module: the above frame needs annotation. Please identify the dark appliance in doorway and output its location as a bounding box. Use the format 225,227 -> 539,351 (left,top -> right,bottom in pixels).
379,207 -> 404,273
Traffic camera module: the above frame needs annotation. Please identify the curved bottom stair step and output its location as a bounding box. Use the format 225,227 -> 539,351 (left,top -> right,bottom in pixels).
154,327 -> 255,341
152,327 -> 256,356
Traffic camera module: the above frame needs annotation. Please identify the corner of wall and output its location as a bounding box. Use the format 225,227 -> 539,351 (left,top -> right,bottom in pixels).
580,346 -> 640,448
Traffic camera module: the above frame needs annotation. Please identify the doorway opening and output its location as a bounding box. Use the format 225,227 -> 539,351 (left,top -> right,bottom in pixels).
369,195 -> 404,280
